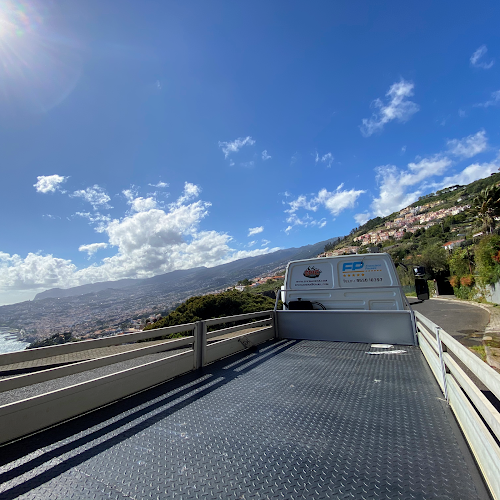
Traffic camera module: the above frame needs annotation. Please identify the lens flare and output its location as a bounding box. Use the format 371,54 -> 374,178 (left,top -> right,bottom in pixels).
0,0 -> 82,116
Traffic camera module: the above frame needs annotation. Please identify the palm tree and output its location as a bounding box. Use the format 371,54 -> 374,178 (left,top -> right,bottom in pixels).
470,185 -> 500,234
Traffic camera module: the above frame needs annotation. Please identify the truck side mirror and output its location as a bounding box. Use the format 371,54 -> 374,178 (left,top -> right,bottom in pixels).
415,278 -> 429,301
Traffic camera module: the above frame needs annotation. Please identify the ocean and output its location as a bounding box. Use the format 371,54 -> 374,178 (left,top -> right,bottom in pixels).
0,328 -> 29,354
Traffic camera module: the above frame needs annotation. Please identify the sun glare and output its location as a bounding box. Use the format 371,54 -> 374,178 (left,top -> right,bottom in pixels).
0,0 -> 83,115
0,0 -> 41,39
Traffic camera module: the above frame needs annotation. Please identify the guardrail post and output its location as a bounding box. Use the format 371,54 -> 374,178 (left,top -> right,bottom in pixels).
194,321 -> 203,369
272,310 -> 280,339
200,320 -> 207,367
436,326 -> 449,402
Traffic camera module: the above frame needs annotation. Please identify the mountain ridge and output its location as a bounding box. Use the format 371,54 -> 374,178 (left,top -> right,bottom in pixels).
2,237 -> 338,341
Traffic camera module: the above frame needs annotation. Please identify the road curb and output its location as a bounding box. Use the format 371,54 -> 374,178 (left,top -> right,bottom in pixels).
426,296 -> 500,370
426,296 -> 493,324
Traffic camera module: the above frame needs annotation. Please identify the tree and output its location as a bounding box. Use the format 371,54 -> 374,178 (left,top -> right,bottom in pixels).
475,235 -> 500,284
448,248 -> 473,279
324,241 -> 337,252
418,244 -> 449,279
144,290 -> 275,332
424,224 -> 443,238
470,185 -> 500,234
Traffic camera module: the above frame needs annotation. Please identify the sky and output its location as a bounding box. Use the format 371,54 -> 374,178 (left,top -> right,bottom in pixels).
1,0 -> 500,305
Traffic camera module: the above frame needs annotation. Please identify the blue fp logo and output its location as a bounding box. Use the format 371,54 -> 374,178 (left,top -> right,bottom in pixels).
342,262 -> 364,271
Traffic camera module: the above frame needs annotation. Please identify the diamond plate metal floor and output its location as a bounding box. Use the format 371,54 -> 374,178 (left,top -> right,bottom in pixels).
0,340 -> 487,499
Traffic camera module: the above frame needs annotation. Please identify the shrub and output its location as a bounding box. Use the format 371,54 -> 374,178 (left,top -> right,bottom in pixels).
460,275 -> 475,287
144,290 -> 275,332
427,280 -> 436,297
449,276 -> 459,288
475,235 -> 500,285
453,286 -> 474,300
448,248 -> 473,280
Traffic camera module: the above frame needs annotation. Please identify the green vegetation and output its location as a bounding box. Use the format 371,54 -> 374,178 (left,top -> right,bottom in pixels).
144,290 -> 275,336
470,185 -> 500,234
247,279 -> 284,295
475,235 -> 500,285
237,278 -> 252,286
324,240 -> 339,253
325,173 -> 500,302
27,331 -> 80,349
469,344 -> 487,362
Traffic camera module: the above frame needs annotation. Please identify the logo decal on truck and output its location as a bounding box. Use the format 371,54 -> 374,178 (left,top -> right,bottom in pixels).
303,266 -> 322,278
342,262 -> 364,271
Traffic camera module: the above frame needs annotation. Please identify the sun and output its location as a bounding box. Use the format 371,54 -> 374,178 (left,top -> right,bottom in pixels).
0,0 -> 83,115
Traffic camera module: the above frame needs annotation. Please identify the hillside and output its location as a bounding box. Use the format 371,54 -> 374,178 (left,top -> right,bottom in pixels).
0,237 -> 338,342
325,172 -> 500,290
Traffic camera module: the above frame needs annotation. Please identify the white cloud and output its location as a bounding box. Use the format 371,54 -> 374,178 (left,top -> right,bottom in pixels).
75,212 -> 111,228
440,153 -> 500,188
227,246 -> 281,260
72,185 -> 112,210
218,136 -> 255,158
476,90 -> 500,108
261,239 -> 270,246
148,181 -> 169,188
34,175 -> 68,193
286,185 -> 365,218
316,186 -> 366,216
401,146 -> 407,154
458,109 -> 466,118
247,240 -> 257,247
0,252 -> 78,291
470,45 -> 494,69
447,130 -> 488,159
175,182 -> 201,206
354,212 -> 371,226
284,185 -> 363,232
362,130 -> 495,218
1,182 -> 286,303
286,195 -> 318,213
240,161 -> 255,168
262,150 -> 271,160
370,156 -> 452,217
315,152 -> 334,168
122,188 -> 137,202
130,196 -> 158,213
79,243 -> 108,257
284,213 -> 327,233
360,79 -> 419,137
123,188 -> 160,212
248,226 -> 264,236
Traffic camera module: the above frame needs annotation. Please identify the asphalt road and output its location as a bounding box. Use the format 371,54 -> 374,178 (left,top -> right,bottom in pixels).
409,296 -> 489,345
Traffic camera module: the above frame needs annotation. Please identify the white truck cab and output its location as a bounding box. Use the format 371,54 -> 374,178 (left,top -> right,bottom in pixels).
281,253 -> 409,311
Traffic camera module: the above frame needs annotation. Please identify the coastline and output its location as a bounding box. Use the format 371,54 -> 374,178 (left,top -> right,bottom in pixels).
0,327 -> 29,354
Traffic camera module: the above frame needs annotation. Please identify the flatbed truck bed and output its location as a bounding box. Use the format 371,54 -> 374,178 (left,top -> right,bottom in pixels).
0,339 -> 489,500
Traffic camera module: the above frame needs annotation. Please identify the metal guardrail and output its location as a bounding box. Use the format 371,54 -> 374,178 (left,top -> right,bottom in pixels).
0,311 -> 274,445
415,310 -> 500,500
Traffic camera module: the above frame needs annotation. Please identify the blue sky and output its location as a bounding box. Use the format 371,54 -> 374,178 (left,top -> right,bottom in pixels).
1,0 -> 500,305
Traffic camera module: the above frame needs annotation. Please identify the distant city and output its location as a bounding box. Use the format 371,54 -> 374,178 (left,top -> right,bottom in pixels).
0,240 -> 325,346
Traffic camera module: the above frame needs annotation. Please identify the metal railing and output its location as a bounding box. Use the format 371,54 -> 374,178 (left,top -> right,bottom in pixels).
0,311 -> 274,445
415,311 -> 500,500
